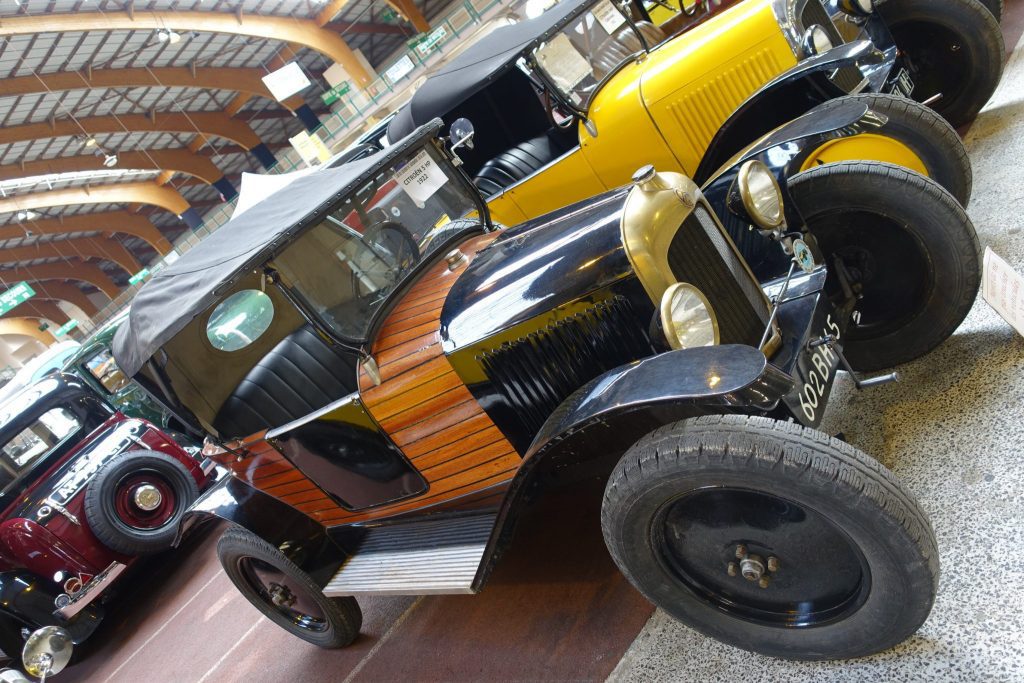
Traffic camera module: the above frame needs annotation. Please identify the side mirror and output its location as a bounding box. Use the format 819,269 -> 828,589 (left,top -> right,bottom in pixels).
22,627 -> 73,682
449,118 -> 475,152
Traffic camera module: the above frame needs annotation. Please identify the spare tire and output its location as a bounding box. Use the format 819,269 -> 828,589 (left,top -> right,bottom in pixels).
84,450 -> 199,555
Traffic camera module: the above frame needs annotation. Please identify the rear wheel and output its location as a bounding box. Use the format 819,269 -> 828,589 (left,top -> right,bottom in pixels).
602,414 -> 939,660
880,0 -> 1004,127
799,93 -> 972,206
788,161 -> 980,371
217,526 -> 362,648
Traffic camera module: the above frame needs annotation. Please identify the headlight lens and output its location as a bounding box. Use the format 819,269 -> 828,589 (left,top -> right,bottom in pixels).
660,283 -> 719,350
737,160 -> 784,229
839,0 -> 874,15
802,25 -> 833,56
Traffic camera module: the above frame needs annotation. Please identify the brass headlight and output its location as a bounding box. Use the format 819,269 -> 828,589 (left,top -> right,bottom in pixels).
801,25 -> 833,56
660,283 -> 719,350
737,160 -> 784,229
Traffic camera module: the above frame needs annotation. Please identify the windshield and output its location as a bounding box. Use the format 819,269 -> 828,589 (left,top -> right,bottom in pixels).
532,0 -> 641,109
271,142 -> 481,341
0,406 -> 81,494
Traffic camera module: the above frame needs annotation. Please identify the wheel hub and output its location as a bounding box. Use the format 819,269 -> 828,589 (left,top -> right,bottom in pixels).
268,582 -> 297,608
132,484 -> 163,511
727,544 -> 779,589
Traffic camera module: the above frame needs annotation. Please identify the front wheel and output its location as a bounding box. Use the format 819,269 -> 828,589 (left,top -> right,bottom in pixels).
217,526 -> 362,648
788,161 -> 980,371
602,415 -> 939,660
879,0 -> 1004,127
798,93 -> 972,206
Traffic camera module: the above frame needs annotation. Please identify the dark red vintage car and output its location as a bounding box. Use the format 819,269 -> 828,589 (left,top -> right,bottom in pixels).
0,373 -> 214,658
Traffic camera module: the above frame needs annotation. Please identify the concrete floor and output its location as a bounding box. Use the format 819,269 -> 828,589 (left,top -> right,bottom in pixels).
62,6 -> 1024,682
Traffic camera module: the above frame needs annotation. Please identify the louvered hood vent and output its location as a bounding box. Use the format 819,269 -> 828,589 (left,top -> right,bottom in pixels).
477,296 -> 656,437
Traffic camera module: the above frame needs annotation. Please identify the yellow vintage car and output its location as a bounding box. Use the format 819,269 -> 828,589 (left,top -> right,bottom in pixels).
386,0 -> 997,225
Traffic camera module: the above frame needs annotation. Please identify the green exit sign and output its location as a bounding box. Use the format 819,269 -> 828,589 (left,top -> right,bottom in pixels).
0,281 -> 35,316
129,268 -> 151,286
54,319 -> 79,337
321,81 -> 352,106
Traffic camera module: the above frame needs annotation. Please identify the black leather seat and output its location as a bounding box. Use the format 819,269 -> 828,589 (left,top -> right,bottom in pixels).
473,134 -> 566,197
213,325 -> 359,438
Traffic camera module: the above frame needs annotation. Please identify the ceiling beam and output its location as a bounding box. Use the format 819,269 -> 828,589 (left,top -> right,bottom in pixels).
0,182 -> 192,220
386,0 -> 431,33
0,262 -> 120,299
0,111 -> 262,150
0,149 -> 224,186
0,212 -> 172,255
0,318 -> 55,345
323,21 -> 409,35
0,11 -> 372,87
0,237 -> 141,275
2,300 -> 71,326
6,281 -> 99,317
0,67 -> 305,111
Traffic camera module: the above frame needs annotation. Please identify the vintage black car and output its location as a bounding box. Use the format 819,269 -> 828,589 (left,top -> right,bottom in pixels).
112,112 -> 979,659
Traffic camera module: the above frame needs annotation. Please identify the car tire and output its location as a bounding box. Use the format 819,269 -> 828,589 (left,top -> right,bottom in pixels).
217,525 -> 362,648
879,0 -> 1004,127
801,92 -> 972,206
83,450 -> 200,555
601,414 -> 939,660
977,0 -> 1003,21
788,160 -> 980,371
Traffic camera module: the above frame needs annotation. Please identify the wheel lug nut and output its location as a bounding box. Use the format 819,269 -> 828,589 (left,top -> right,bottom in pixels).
727,562 -> 738,577
735,544 -> 747,559
759,576 -> 770,589
767,556 -> 779,572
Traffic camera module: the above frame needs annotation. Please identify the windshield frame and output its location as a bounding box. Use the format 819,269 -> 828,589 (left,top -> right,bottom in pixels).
265,136 -> 492,348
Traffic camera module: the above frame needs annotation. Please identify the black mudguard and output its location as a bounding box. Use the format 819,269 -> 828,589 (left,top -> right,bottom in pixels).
174,476 -> 355,587
0,571 -> 102,644
475,345 -> 795,580
693,40 -> 886,185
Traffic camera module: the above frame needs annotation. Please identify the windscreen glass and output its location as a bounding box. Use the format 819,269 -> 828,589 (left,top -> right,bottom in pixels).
532,1 -> 640,109
0,407 -> 81,493
271,143 -> 479,341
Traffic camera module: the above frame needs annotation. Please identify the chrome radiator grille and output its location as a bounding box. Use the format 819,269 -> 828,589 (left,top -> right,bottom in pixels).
478,297 -> 656,436
799,0 -> 866,93
667,203 -> 770,347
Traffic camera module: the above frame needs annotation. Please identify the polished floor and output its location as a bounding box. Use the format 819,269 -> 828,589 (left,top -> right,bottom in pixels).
64,6 -> 1024,681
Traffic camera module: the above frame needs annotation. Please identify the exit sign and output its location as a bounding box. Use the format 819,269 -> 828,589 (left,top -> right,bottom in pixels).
0,281 -> 35,316
321,81 -> 352,106
54,319 -> 79,337
129,268 -> 151,286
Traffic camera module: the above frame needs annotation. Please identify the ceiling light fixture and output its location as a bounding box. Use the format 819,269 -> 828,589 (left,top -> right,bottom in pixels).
156,28 -> 182,44
102,154 -> 119,168
83,136 -> 97,148
16,210 -> 40,222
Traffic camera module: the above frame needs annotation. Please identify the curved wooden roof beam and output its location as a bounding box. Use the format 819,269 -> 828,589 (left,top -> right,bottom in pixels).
0,212 -> 172,255
0,149 -> 224,186
0,237 -> 141,275
1,262 -> 120,299
0,318 -> 55,345
0,12 -> 371,86
17,282 -> 99,317
0,182 -> 191,220
0,67 -> 304,111
3,300 -> 71,326
0,112 -> 262,150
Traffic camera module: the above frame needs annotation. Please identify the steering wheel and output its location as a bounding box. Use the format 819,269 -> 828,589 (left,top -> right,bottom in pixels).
362,221 -> 421,289
544,89 -> 576,130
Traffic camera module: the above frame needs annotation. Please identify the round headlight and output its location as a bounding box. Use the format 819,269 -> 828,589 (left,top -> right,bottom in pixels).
660,283 -> 719,350
737,160 -> 784,229
802,25 -> 833,56
839,0 -> 874,15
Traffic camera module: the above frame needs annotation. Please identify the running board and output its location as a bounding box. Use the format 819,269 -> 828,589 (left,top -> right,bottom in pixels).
323,514 -> 496,597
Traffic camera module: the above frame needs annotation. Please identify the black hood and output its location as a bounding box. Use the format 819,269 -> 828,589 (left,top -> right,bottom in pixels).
440,188 -> 633,351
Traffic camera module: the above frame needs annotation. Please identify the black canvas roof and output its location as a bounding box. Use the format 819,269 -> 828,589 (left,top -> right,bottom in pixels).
388,0 -> 593,140
112,120 -> 444,378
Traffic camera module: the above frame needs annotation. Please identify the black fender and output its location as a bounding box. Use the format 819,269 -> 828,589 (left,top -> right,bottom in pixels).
693,40 -> 886,185
476,345 -> 794,581
174,476 -> 356,587
0,571 -> 101,644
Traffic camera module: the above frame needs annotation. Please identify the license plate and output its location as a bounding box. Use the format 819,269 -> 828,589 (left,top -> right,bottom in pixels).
793,313 -> 843,426
893,68 -> 915,97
